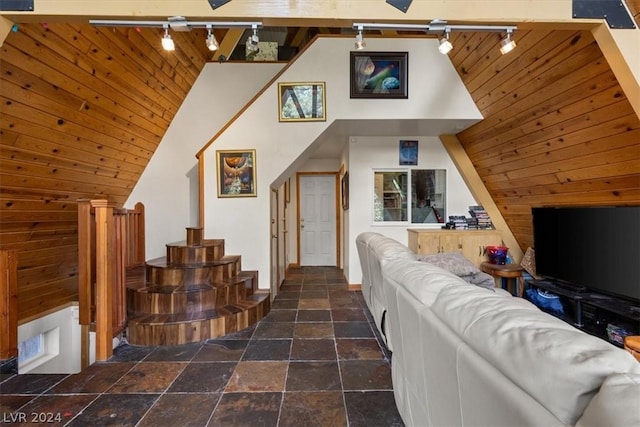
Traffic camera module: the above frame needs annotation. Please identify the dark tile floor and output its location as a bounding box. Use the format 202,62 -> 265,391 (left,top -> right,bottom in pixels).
0,267 -> 404,426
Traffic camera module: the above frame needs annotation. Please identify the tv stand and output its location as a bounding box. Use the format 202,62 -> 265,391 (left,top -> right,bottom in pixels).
526,279 -> 640,347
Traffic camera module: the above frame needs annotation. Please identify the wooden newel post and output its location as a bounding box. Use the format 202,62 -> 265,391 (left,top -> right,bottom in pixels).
92,200 -> 115,361
0,250 -> 18,360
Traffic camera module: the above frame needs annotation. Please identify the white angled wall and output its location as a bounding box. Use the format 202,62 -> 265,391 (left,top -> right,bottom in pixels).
202,37 -> 481,289
126,62 -> 284,258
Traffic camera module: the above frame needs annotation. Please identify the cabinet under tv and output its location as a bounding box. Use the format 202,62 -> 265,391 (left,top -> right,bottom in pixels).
525,279 -> 640,348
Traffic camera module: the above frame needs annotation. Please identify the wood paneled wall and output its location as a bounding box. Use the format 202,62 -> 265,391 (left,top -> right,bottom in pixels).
453,29 -> 640,252
0,23 -> 210,320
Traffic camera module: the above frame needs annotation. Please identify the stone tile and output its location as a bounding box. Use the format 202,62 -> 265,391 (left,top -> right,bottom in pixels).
293,323 -> 334,339
333,322 -> 375,338
0,395 -> 34,414
108,344 -> 155,362
302,284 -> 328,291
65,393 -> 158,426
302,274 -> 327,285
278,391 -> 347,427
336,339 -> 385,360
138,393 -> 220,427
207,392 -> 281,427
242,339 -> 291,361
296,309 -> 332,322
12,394 -> 97,425
331,308 -> 368,322
340,360 -> 394,391
221,323 -> 256,340
280,283 -> 302,291
328,289 -> 357,299
168,362 -> 236,393
0,374 -> 67,395
344,391 -> 405,427
262,309 -> 297,322
225,361 -> 288,392
193,340 -> 249,361
286,361 -> 341,391
271,299 -> 299,309
46,363 -> 134,394
275,291 -> 301,300
144,342 -> 202,361
300,290 -> 329,299
107,362 -> 186,393
253,321 -> 296,339
290,339 -> 337,361
298,298 -> 331,310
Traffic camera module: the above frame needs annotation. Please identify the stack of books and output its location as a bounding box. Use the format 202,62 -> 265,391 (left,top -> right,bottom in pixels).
448,215 -> 468,230
468,205 -> 493,229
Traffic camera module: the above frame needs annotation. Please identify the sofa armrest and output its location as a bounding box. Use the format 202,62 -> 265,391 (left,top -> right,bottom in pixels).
576,373 -> 640,427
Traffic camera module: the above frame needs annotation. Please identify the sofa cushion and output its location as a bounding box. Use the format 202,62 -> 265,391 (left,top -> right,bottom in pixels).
431,285 -> 640,425
416,252 -> 496,290
576,373 -> 640,427
417,252 -> 479,277
459,272 -> 496,289
383,258 -> 481,307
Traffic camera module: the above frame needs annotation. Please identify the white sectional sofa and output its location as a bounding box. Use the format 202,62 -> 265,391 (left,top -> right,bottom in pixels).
356,232 -> 640,427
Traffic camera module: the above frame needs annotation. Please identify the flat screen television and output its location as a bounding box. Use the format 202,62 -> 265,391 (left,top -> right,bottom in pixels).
532,206 -> 640,304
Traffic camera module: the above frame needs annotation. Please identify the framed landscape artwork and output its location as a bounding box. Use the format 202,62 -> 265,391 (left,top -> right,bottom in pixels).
216,149 -> 257,197
278,82 -> 326,122
350,51 -> 408,99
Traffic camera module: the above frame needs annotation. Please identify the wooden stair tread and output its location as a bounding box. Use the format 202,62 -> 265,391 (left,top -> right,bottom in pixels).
165,238 -> 225,248
146,256 -> 240,269
128,293 -> 269,325
135,283 -> 213,294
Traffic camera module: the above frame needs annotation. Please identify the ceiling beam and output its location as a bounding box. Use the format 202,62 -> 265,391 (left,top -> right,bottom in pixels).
1,0 -> 579,24
212,27 -> 244,61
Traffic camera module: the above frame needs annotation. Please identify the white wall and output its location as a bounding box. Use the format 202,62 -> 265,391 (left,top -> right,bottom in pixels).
18,305 -> 95,374
126,62 -> 284,259
346,136 -> 478,284
203,37 -> 481,289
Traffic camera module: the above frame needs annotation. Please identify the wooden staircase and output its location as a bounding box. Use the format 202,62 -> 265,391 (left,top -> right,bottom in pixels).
125,227 -> 270,346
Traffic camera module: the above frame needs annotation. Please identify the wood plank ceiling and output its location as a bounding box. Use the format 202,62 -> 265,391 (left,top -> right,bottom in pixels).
1,20 -> 639,321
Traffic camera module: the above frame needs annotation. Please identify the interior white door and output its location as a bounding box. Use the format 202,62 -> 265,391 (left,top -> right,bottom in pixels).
299,174 -> 336,266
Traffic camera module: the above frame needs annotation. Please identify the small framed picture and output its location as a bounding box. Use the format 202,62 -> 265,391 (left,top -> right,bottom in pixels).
350,51 -> 408,99
216,149 -> 257,197
278,82 -> 326,122
341,171 -> 349,210
399,140 -> 418,165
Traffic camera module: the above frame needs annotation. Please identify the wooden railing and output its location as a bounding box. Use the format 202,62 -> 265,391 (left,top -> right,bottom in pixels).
77,200 -> 145,361
0,250 -> 18,362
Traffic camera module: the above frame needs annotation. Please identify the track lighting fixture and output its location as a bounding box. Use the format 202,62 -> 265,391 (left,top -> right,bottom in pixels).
206,25 -> 219,51
499,30 -> 516,55
354,26 -> 366,50
353,20 -> 517,55
246,25 -> 260,53
89,17 -> 262,52
161,27 -> 175,51
438,30 -> 453,55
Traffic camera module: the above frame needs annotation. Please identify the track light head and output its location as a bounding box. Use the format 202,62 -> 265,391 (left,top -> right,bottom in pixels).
246,26 -> 259,53
500,30 -> 516,54
206,26 -> 219,51
161,27 -> 175,51
438,31 -> 453,55
354,27 -> 366,50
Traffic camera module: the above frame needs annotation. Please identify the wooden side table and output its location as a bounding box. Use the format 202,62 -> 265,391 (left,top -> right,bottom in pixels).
624,336 -> 640,362
480,262 -> 525,297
